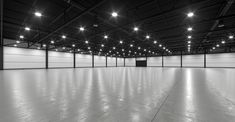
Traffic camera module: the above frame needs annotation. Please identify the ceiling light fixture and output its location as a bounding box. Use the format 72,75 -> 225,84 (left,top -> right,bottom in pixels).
187,12 -> 194,17
25,27 -> 31,31
62,35 -> 66,39
229,35 -> 234,39
19,35 -> 24,39
104,35 -> 108,39
34,12 -> 42,17
146,35 -> 150,39
134,27 -> 139,31
79,27 -> 85,31
111,12 -> 118,17
187,27 -> 192,31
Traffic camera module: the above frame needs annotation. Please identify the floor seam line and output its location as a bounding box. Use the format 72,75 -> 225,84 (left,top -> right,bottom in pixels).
150,90 -> 171,122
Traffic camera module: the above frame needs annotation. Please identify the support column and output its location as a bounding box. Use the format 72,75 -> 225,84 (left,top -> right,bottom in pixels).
0,46 -> 3,70
204,49 -> 206,68
92,54 -> 94,68
162,54 -> 164,67
0,0 -> 3,70
180,51 -> 183,68
124,57 -> 125,67
73,50 -> 76,68
146,56 -> 148,67
45,45 -> 48,69
106,56 -> 107,67
116,56 -> 117,67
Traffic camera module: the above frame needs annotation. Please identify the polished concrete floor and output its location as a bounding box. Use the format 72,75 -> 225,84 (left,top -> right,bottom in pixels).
0,67 -> 235,122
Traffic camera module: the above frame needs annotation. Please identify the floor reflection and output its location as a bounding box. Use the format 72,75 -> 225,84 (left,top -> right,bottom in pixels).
0,67 -> 235,122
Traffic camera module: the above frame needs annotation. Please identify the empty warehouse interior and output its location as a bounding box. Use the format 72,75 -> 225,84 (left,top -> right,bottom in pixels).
0,0 -> 235,122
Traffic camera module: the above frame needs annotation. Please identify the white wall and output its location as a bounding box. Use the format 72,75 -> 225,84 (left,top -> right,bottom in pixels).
125,58 -> 136,66
4,47 -> 45,69
107,57 -> 116,67
164,56 -> 181,67
182,54 -> 204,67
206,53 -> 235,67
117,58 -> 124,67
48,51 -> 73,68
147,57 -> 162,66
76,54 -> 92,67
136,57 -> 146,61
94,55 -> 106,67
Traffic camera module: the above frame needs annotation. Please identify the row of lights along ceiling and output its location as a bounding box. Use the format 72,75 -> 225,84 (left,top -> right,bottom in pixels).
13,9 -> 234,57
185,12 -> 234,53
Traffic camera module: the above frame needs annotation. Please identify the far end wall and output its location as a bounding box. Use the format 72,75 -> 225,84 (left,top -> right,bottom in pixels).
2,47 -> 235,69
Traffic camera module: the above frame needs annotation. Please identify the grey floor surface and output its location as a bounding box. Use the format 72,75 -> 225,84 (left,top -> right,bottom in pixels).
0,67 -> 235,122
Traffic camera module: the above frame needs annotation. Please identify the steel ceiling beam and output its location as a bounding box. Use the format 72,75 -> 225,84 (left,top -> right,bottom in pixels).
66,0 -> 165,53
29,0 -> 106,47
83,0 -> 219,40
31,5 -> 73,41
202,0 -> 235,42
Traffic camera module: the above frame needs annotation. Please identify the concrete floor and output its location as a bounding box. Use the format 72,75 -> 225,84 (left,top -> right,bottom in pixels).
0,67 -> 235,122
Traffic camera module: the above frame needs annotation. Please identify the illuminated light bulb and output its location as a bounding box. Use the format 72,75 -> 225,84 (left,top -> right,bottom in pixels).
79,27 -> 85,31
34,12 -> 42,17
19,35 -> 24,39
134,27 -> 139,31
187,12 -> 194,17
111,12 -> 118,17
229,35 -> 234,39
146,35 -> 150,39
187,27 -> 192,31
25,27 -> 30,31
62,35 -> 66,39
104,35 -> 108,39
